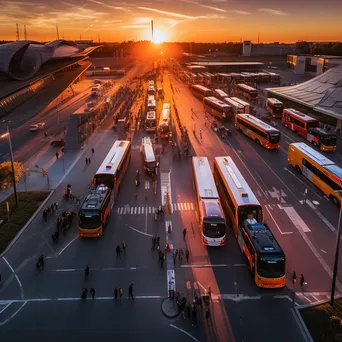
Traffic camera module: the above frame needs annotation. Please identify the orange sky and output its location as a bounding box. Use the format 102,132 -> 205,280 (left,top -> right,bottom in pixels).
0,0 -> 341,42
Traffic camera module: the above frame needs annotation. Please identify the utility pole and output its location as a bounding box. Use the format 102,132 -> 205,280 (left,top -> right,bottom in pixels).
258,32 -> 260,45
151,20 -> 154,42
16,23 -> 20,41
56,23 -> 60,39
24,25 -> 27,40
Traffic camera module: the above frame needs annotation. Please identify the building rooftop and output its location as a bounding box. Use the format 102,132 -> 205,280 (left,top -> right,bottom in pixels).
192,62 -> 264,66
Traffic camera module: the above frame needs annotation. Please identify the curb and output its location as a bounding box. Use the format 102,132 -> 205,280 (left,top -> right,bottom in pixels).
161,298 -> 180,319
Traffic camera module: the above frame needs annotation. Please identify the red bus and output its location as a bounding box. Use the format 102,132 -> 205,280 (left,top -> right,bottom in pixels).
266,98 -> 284,118
282,108 -> 319,138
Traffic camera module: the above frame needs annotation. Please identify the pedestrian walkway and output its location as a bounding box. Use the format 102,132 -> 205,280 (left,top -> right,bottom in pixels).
116,202 -> 194,215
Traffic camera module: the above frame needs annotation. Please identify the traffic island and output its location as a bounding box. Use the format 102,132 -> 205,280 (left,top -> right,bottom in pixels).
299,296 -> 342,342
161,297 -> 180,318
0,191 -> 49,254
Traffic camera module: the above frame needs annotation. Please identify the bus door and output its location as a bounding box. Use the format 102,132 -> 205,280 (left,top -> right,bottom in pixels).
302,159 -> 314,182
110,189 -> 115,210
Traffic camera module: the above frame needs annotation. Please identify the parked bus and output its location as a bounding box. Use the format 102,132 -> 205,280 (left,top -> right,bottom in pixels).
92,140 -> 131,200
158,108 -> 171,138
145,111 -> 157,132
192,157 -> 226,246
217,73 -> 232,84
78,185 -> 112,237
306,127 -> 337,151
213,156 -> 286,288
214,89 -> 229,101
236,114 -> 280,149
231,97 -> 252,114
140,137 -> 157,174
266,98 -> 284,118
191,84 -> 213,100
148,85 -> 155,95
236,83 -> 258,101
258,73 -> 271,83
223,97 -> 245,115
288,142 -> 342,205
268,72 -> 281,84
230,73 -> 243,83
147,95 -> 156,112
282,108 -> 319,138
203,97 -> 233,121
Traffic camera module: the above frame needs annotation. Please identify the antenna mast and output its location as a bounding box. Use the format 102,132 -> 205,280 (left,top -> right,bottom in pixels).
24,25 -> 27,40
151,20 -> 154,42
16,23 -> 20,40
56,23 -> 60,39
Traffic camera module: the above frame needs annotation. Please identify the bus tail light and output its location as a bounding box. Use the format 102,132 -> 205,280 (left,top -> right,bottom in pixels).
220,238 -> 225,246
202,236 -> 208,245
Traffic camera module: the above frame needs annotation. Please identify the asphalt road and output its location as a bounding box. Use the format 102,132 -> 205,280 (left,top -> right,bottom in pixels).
1,61 -> 340,342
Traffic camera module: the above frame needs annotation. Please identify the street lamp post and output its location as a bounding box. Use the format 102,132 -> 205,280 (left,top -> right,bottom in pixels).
2,120 -> 19,208
330,193 -> 342,307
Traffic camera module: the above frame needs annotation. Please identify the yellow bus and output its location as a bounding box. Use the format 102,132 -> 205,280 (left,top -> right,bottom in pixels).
235,114 -> 280,149
288,142 -> 342,206
213,156 -> 286,288
79,185 -> 112,237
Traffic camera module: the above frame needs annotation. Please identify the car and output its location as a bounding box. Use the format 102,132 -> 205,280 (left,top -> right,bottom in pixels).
50,139 -> 65,147
29,122 -> 46,131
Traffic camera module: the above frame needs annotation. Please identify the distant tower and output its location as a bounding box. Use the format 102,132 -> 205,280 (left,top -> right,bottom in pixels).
24,24 -> 27,40
151,20 -> 154,41
98,32 -> 100,43
80,33 -> 82,40
258,32 -> 260,45
16,23 -> 20,41
56,23 -> 60,39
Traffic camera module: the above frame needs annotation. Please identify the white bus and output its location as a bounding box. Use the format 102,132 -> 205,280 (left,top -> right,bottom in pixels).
147,95 -> 156,112
223,97 -> 245,114
158,108 -> 171,139
163,103 -> 171,110
231,97 -> 252,114
192,157 -> 226,246
140,137 -> 157,174
148,80 -> 155,86
214,89 -> 229,101
148,85 -> 155,95
92,140 -> 131,202
203,97 -> 233,121
145,111 -> 157,132
191,84 -> 213,100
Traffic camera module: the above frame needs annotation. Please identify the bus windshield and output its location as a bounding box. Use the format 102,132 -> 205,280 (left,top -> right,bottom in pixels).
258,253 -> 285,278
203,218 -> 226,238
321,135 -> 337,146
94,174 -> 114,189
273,104 -> 283,114
307,121 -> 319,129
268,132 -> 280,144
79,210 -> 101,229
238,205 -> 263,227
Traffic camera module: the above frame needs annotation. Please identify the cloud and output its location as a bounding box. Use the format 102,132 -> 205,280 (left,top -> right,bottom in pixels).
162,18 -> 181,28
179,0 -> 199,3
200,5 -> 227,13
87,0 -> 129,11
228,10 -> 250,15
133,17 -> 151,24
120,24 -> 150,29
211,0 -> 228,2
137,6 -> 198,19
258,8 -> 287,16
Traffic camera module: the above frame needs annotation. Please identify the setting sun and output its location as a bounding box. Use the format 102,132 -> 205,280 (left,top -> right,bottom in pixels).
152,29 -> 166,44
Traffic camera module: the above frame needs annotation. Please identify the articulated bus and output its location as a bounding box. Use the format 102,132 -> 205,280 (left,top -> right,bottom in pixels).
288,142 -> 342,205
213,156 -> 286,288
236,83 -> 258,101
192,157 -> 226,246
266,98 -> 284,118
214,89 -> 229,101
158,108 -> 171,138
145,111 -> 157,132
203,97 -> 233,121
282,109 -> 336,151
79,185 -> 112,237
191,85 -> 213,100
236,114 -> 280,149
92,140 -> 131,199
223,97 -> 245,115
231,97 -> 252,114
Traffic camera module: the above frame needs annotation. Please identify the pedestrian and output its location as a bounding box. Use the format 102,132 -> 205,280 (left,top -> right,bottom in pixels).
91,148 -> 94,156
156,236 -> 160,248
90,287 -> 95,299
86,158 -> 88,165
50,204 -> 54,212
173,251 -> 177,265
206,307 -> 211,325
119,287 -> 123,301
178,248 -> 183,263
160,253 -> 165,268
116,245 -> 121,258
300,274 -> 305,291
88,158 -> 91,164
158,250 -> 163,264
122,240 -> 127,253
55,202 -> 59,210
183,228 -> 187,240
82,288 -> 88,300
55,152 -> 59,160
186,249 -> 190,263
151,236 -> 156,250
128,284 -> 134,299
61,148 -> 64,154
43,210 -> 47,222
114,287 -> 118,299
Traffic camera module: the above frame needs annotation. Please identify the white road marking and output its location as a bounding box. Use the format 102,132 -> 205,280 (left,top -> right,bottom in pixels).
312,200 -> 319,205
117,208 -> 120,214
0,302 -> 11,314
56,269 -> 76,272
141,207 -> 144,214
58,235 -> 79,256
169,324 -> 201,342
180,203 -> 184,210
134,207 -> 137,214
190,203 -> 194,210
181,264 -> 245,268
0,302 -> 27,326
321,249 -> 327,254
120,208 -> 123,214
125,224 -> 153,237
177,203 -> 181,210
264,206 -> 293,235
145,206 -> 148,233
2,257 -> 24,299
278,205 -> 311,232
131,207 -> 134,214
306,199 -> 336,232
138,207 -> 141,214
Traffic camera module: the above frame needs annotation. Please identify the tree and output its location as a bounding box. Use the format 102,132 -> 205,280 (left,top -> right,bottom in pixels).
0,161 -> 24,190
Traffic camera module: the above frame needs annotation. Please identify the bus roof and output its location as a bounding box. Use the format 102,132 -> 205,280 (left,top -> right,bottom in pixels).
192,157 -> 219,199
224,97 -> 244,109
192,84 -> 211,92
146,111 -> 156,119
284,108 -> 317,122
267,98 -> 283,105
237,83 -> 257,91
95,140 -> 130,176
214,156 -> 260,207
290,142 -> 334,166
204,97 -> 231,108
141,138 -> 156,162
80,186 -> 110,211
231,97 -> 250,107
214,89 -> 229,97
202,199 -> 224,217
163,103 -> 170,110
148,95 -> 155,101
237,114 -> 280,132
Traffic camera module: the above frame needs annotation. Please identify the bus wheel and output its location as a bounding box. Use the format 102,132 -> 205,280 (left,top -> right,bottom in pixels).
331,196 -> 340,206
256,139 -> 260,145
295,165 -> 301,174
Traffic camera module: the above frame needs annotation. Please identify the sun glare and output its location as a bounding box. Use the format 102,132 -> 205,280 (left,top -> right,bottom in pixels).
153,29 -> 166,44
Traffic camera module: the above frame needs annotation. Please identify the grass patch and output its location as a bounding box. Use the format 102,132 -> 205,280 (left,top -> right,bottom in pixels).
300,297 -> 342,342
0,191 -> 49,254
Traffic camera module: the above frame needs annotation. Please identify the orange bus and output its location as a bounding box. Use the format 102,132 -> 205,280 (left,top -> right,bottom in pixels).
266,98 -> 284,119
235,114 -> 280,149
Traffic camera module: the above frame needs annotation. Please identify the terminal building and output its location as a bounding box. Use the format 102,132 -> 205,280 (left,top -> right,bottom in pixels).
266,66 -> 342,129
242,41 -> 298,57
188,61 -> 264,73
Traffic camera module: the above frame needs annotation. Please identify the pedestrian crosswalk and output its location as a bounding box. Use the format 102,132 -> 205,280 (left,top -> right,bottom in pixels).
116,202 -> 195,215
